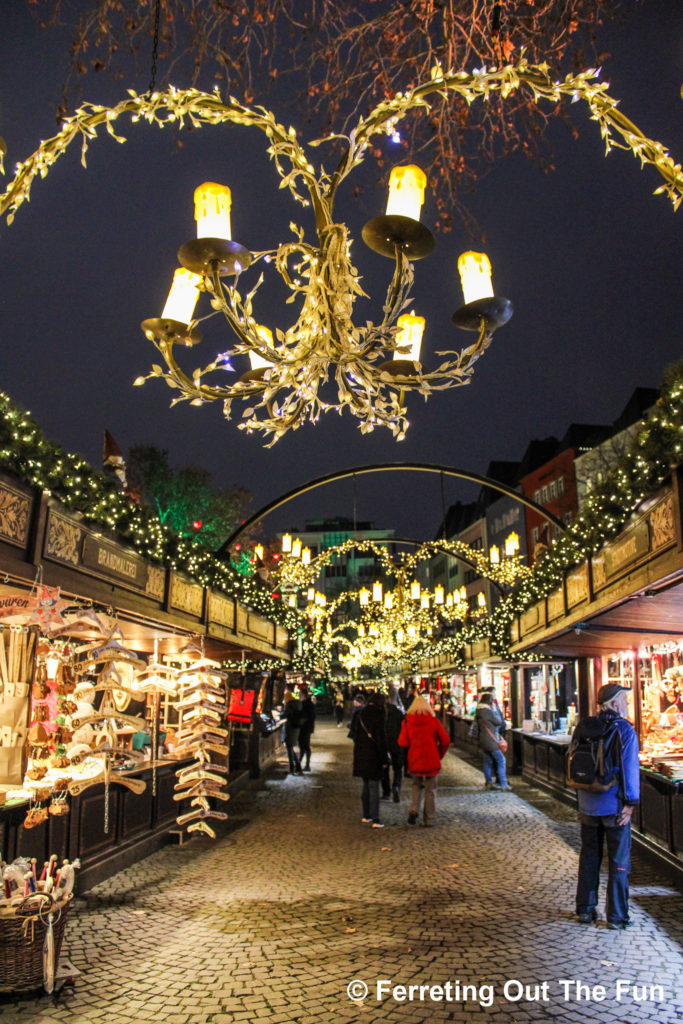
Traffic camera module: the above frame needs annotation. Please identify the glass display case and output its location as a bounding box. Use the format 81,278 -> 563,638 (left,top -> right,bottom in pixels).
639,647 -> 683,773
522,662 -> 577,733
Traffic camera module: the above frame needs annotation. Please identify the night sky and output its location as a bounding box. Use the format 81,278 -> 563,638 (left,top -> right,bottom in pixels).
0,3 -> 681,544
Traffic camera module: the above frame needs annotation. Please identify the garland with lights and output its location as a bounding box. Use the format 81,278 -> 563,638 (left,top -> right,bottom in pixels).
0,390 -> 298,630
414,360 -> 683,667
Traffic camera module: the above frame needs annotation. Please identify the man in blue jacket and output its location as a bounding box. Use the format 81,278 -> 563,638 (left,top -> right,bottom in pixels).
574,682 -> 640,930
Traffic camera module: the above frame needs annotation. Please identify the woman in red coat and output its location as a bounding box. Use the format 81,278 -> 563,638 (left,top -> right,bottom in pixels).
398,694 -> 451,826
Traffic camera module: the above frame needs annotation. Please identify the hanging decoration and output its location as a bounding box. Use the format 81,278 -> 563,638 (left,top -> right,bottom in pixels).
0,63 -> 680,444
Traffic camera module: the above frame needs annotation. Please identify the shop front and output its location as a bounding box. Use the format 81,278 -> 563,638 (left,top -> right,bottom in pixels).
0,469 -> 290,894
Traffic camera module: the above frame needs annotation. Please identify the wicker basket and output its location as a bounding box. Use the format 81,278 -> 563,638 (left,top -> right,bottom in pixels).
0,894 -> 72,993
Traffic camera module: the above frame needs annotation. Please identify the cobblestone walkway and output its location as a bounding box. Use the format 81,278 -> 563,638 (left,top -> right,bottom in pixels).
2,720 -> 683,1024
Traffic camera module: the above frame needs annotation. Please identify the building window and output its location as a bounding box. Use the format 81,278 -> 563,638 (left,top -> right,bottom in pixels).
557,476 -> 565,495
531,526 -> 539,547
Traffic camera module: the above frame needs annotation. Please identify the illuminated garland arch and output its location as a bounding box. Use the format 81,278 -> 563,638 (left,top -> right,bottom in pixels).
0,63 -> 680,444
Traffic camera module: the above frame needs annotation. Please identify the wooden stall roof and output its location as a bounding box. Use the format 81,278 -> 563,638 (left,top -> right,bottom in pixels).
510,483 -> 683,660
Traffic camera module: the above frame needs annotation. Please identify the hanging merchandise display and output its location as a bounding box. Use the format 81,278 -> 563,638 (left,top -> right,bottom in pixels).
0,626 -> 37,792
67,631 -> 151,832
173,654 -> 230,839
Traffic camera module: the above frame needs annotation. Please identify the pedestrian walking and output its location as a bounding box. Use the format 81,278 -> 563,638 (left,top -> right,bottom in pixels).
398,694 -> 450,826
571,683 -> 640,929
298,682 -> 316,771
474,692 -> 511,791
383,685 -> 405,802
282,690 -> 302,775
350,691 -> 389,828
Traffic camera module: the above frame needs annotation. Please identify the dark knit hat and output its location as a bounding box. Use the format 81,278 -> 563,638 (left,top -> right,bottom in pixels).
596,682 -> 629,705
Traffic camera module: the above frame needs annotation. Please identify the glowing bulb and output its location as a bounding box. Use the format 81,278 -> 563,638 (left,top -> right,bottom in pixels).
489,545 -> 500,564
250,325 -> 274,371
505,532 -> 520,557
194,182 -> 232,240
281,533 -> 292,554
457,251 -> 494,305
161,268 -> 201,323
386,165 -> 427,221
384,592 -> 393,610
477,592 -> 487,609
302,547 -> 311,565
434,585 -> 445,605
372,581 -> 383,603
395,313 -> 425,363
359,588 -> 370,607
410,581 -> 421,600
254,544 -> 264,561
291,538 -> 302,559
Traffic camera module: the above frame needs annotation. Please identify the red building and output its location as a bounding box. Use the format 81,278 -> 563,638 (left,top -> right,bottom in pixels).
520,424 -> 609,565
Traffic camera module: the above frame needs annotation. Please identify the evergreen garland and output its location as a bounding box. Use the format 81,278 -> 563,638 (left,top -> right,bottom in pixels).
0,391 -> 298,631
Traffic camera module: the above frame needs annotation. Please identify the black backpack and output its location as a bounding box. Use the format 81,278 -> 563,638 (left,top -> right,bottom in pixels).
567,715 -> 621,792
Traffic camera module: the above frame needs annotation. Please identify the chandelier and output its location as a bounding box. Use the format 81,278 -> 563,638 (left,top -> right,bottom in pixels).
140,163 -> 512,444
2,64 -> 679,443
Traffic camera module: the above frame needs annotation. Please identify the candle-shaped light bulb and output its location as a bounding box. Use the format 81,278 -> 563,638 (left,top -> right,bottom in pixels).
254,544 -> 264,561
459,586 -> 467,602
161,268 -> 202,324
372,581 -> 383,603
434,584 -> 445,605
505,531 -> 520,556
250,325 -> 274,371
477,592 -> 487,609
307,587 -> 315,602
410,580 -> 420,601
384,592 -> 393,610
490,545 -> 500,564
395,313 -> 425,363
281,533 -> 292,554
458,251 -> 494,305
288,594 -> 296,607
421,594 -> 429,609
291,538 -> 302,559
359,588 -> 370,607
301,547 -> 311,566
386,165 -> 427,221
194,182 -> 232,240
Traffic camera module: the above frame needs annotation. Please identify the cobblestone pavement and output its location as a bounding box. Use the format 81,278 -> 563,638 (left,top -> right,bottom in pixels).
2,720 -> 683,1024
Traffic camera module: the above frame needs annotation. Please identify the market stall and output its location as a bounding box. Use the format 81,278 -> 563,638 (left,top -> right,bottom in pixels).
508,480 -> 683,879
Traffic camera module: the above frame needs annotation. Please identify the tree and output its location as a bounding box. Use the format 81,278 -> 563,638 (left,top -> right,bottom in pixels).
126,444 -> 251,551
28,0 -> 622,229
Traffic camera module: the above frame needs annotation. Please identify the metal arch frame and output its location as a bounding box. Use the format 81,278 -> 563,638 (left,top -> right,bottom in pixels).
218,462 -> 566,554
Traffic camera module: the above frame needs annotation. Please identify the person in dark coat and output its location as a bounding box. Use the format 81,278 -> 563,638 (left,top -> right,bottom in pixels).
282,690 -> 302,775
350,691 -> 389,828
398,695 -> 450,826
382,685 -> 405,802
474,692 -> 510,790
298,683 -> 316,771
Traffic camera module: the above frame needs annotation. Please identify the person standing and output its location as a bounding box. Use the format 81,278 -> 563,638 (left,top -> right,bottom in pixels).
298,683 -> 316,772
350,691 -> 389,828
572,683 -> 640,930
383,685 -> 405,802
282,690 -> 302,775
398,694 -> 450,826
474,692 -> 511,791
